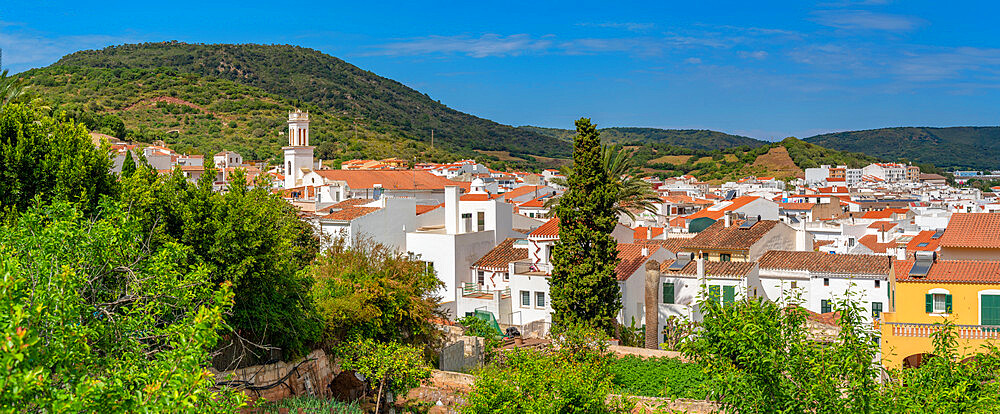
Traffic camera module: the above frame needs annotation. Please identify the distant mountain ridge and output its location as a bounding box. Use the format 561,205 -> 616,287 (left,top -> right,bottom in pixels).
519,126 -> 767,150
804,127 -> 1000,170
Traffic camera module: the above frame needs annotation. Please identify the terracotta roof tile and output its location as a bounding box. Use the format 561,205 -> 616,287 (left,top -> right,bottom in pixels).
633,226 -> 664,240
528,218 -> 560,238
683,219 -> 779,251
317,198 -> 374,213
615,244 -> 659,280
857,234 -> 896,253
906,230 -> 941,252
323,206 -> 380,221
313,170 -> 469,191
473,238 -> 529,270
813,239 -> 835,250
758,250 -> 891,275
660,260 -> 755,278
502,185 -> 546,201
867,221 -> 897,231
416,204 -> 443,215
895,259 -> 1000,284
779,202 -> 816,210
862,210 -> 894,219
939,213 -> 1000,249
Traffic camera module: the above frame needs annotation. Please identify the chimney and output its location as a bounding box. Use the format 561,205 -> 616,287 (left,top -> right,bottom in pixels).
696,252 -> 705,279
644,260 -> 661,350
647,227 -> 652,239
797,216 -> 808,251
641,247 -> 649,257
896,245 -> 907,261
445,186 -> 460,234
724,212 -> 731,228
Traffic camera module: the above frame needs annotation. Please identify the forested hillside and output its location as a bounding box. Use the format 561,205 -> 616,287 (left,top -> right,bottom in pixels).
805,127 -> 1000,170
520,125 -> 766,150
45,42 -> 570,159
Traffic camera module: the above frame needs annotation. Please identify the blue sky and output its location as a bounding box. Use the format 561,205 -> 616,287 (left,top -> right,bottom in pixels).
2,1 -> 999,140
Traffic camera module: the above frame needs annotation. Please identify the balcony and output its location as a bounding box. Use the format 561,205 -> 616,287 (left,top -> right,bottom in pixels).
883,322 -> 1000,340
461,282 -> 511,299
513,261 -> 553,276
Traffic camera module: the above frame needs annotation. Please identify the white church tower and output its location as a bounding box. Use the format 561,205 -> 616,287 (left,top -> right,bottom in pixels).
283,110 -> 314,189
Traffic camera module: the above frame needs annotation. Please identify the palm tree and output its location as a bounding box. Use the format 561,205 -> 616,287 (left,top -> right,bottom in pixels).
0,69 -> 25,112
546,145 -> 660,220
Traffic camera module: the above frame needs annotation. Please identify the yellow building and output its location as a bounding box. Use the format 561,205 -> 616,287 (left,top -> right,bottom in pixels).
880,213 -> 1000,368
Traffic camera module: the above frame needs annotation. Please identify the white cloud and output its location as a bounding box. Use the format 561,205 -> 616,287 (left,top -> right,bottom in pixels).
812,10 -> 924,32
684,57 -> 702,64
367,34 -> 552,58
738,50 -> 769,60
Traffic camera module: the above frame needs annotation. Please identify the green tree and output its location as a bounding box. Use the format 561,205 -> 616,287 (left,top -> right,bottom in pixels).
0,202 -> 245,412
0,103 -> 117,218
308,238 -> 444,353
339,339 -> 431,414
0,69 -> 25,111
550,118 -> 621,333
117,165 -> 322,358
120,149 -> 137,177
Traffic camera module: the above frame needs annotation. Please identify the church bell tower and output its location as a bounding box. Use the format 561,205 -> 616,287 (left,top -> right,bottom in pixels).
283,110 -> 314,189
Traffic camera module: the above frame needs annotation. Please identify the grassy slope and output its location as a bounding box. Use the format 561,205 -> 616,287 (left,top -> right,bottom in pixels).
805,127 -> 1000,170
50,42 -> 571,159
520,125 -> 766,151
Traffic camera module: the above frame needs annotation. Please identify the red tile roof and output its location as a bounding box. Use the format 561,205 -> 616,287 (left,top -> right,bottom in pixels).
317,198 -> 374,213
615,244 -> 660,280
867,221 -> 897,232
635,238 -> 689,254
862,210 -> 894,219
528,218 -> 560,238
939,213 -> 1000,249
323,206 -> 380,221
416,204 -> 443,215
813,239 -> 835,250
660,260 -> 755,278
519,195 -> 548,208
633,226 -> 664,240
857,234 -> 896,253
461,193 -> 503,201
473,238 -> 528,270
685,196 -> 761,220
502,185 -> 546,201
683,219 -> 780,251
779,202 -> 816,210
907,230 -> 941,252
895,259 -> 1000,284
313,170 -> 469,191
758,250 -> 891,275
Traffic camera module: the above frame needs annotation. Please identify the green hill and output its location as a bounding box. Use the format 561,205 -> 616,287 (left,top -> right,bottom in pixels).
805,127 -> 1000,170
24,41 -> 571,164
520,126 -> 766,150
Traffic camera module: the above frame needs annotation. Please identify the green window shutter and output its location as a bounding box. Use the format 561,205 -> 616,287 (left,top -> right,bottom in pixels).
709,285 -> 721,302
663,283 -> 675,304
821,299 -> 831,314
723,286 -> 736,304
872,302 -> 883,319
945,294 -> 953,314
925,294 -> 933,313
982,296 -> 1000,326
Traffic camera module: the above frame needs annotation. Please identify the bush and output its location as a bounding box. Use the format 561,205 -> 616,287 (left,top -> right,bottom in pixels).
608,356 -> 705,399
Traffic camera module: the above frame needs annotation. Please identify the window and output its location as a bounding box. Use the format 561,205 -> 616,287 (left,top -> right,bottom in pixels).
790,281 -> 797,289
723,286 -> 736,304
477,271 -> 485,286
982,295 -> 1000,326
503,272 -> 509,281
521,291 -> 530,307
875,280 -> 881,288
821,299 -> 832,314
824,278 -> 830,286
709,285 -> 721,301
720,253 -> 732,262
927,293 -> 951,314
917,242 -> 930,247
536,292 -> 546,307
477,211 -> 486,232
872,302 -> 883,319
663,282 -> 675,304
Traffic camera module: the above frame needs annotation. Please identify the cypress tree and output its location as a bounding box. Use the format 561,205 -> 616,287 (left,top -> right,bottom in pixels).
550,118 -> 621,333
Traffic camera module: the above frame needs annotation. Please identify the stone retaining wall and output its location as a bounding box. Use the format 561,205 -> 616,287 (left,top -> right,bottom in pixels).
213,349 -> 336,408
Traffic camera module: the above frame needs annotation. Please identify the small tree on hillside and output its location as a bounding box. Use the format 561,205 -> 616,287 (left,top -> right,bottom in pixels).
550,118 -> 621,333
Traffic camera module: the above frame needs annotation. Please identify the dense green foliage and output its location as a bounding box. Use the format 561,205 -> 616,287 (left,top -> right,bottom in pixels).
806,126 -> 1000,170
459,315 -> 503,363
550,119 -> 621,333
0,104 -> 116,218
686,292 -> 1000,413
608,356 -> 705,399
257,396 -> 361,414
462,325 -> 630,414
0,202 -> 244,411
308,238 -> 444,353
117,166 -> 323,357
40,41 -> 571,158
21,65 -> 457,163
338,339 -> 431,413
547,145 -> 659,221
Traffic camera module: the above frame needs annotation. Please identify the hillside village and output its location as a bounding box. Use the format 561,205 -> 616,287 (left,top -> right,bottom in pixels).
108,109 -> 1000,374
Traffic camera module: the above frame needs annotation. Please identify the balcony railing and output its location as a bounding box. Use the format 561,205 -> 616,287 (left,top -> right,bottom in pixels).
461,282 -> 511,299
513,261 -> 553,276
884,322 -> 1000,339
